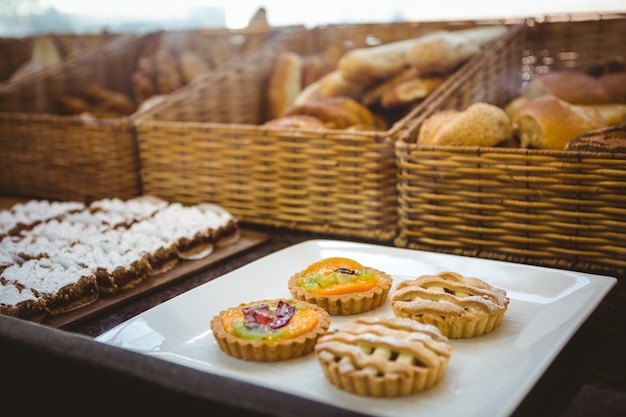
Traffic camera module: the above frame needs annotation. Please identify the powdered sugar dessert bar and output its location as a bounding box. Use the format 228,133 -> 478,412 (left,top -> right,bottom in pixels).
0,197 -> 240,322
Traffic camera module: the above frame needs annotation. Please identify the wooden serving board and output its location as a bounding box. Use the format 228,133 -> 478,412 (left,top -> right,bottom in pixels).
43,229 -> 269,328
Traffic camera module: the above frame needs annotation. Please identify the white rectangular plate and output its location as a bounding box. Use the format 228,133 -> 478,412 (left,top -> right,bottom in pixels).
95,239 -> 616,417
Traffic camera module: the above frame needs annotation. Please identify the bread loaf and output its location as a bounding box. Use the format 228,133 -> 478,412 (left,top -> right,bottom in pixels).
417,102 -> 512,147
565,125 -> 626,153
179,50 -> 210,83
318,70 -> 369,100
338,39 -> 415,86
407,26 -> 507,76
380,76 -> 445,109
522,70 -> 612,105
511,95 -> 607,149
283,96 -> 384,130
266,51 -> 303,120
598,72 -> 626,103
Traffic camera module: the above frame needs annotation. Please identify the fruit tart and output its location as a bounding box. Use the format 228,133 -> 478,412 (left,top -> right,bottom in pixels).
210,298 -> 330,362
288,257 -> 393,315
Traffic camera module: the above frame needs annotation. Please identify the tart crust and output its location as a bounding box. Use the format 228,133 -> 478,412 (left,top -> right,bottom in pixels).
288,260 -> 393,315
315,315 -> 452,397
210,298 -> 330,362
390,271 -> 509,338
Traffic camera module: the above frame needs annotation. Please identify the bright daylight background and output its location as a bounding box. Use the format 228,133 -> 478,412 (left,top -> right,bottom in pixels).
2,0 -> 625,36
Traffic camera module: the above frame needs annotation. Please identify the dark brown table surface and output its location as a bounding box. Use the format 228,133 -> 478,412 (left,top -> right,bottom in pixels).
1,224 -> 624,417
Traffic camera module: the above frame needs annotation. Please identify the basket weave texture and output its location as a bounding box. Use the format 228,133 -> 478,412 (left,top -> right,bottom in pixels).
135,20 -> 520,242
0,27 -> 289,202
395,14 -> 626,278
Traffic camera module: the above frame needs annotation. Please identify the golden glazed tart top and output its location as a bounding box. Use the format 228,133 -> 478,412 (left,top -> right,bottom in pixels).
390,271 -> 509,338
315,315 -> 452,397
210,298 -> 330,362
288,257 -> 393,315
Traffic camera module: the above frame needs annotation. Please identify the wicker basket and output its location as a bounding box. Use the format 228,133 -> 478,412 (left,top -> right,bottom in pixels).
134,20 -> 523,242
0,27 -> 292,202
395,14 -> 626,278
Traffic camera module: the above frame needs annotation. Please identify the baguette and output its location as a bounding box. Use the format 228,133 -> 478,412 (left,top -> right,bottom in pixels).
407,26 -> 507,76
338,39 -> 415,86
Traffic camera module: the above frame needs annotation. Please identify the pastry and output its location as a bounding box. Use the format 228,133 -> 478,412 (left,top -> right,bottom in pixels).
390,271 -> 509,338
511,95 -> 607,149
407,26 -> 507,76
211,298 -> 330,362
315,315 -> 452,397
417,102 -> 513,147
522,70 -> 612,105
288,257 -> 392,315
0,198 -> 240,319
565,125 -> 626,153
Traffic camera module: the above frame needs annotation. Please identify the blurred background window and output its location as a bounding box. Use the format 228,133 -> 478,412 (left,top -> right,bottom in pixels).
1,0 -> 625,37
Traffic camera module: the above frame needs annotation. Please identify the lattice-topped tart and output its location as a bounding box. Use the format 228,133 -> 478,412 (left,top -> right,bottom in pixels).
210,298 -> 330,362
288,257 -> 393,315
390,271 -> 509,338
315,315 -> 452,397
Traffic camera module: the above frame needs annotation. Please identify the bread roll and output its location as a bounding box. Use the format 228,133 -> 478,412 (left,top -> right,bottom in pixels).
598,72 -> 626,103
293,79 -> 323,105
380,76 -> 445,109
407,26 -> 507,76
417,102 -> 512,147
511,95 -> 607,149
338,39 -> 415,86
266,52 -> 304,120
283,96 -> 381,130
565,125 -> 626,153
179,50 -> 210,83
522,70 -> 611,105
83,84 -> 136,115
264,115 -> 326,129
318,70 -> 368,100
580,104 -> 626,126
362,67 -> 420,106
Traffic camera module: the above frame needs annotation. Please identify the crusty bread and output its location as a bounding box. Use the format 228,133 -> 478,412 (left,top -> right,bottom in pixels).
380,76 -> 445,109
362,67 -> 420,106
417,102 -> 513,147
565,125 -> 626,153
598,72 -> 626,103
580,103 -> 626,126
178,50 -> 210,84
318,70 -> 369,100
407,26 -> 507,76
522,70 -> 612,105
264,114 -> 326,129
338,38 -> 415,86
266,51 -> 304,120
283,96 -> 382,130
511,95 -> 607,149
292,79 -> 323,105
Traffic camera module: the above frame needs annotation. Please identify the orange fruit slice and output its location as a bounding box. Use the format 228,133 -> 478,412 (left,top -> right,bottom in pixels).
303,257 -> 364,276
